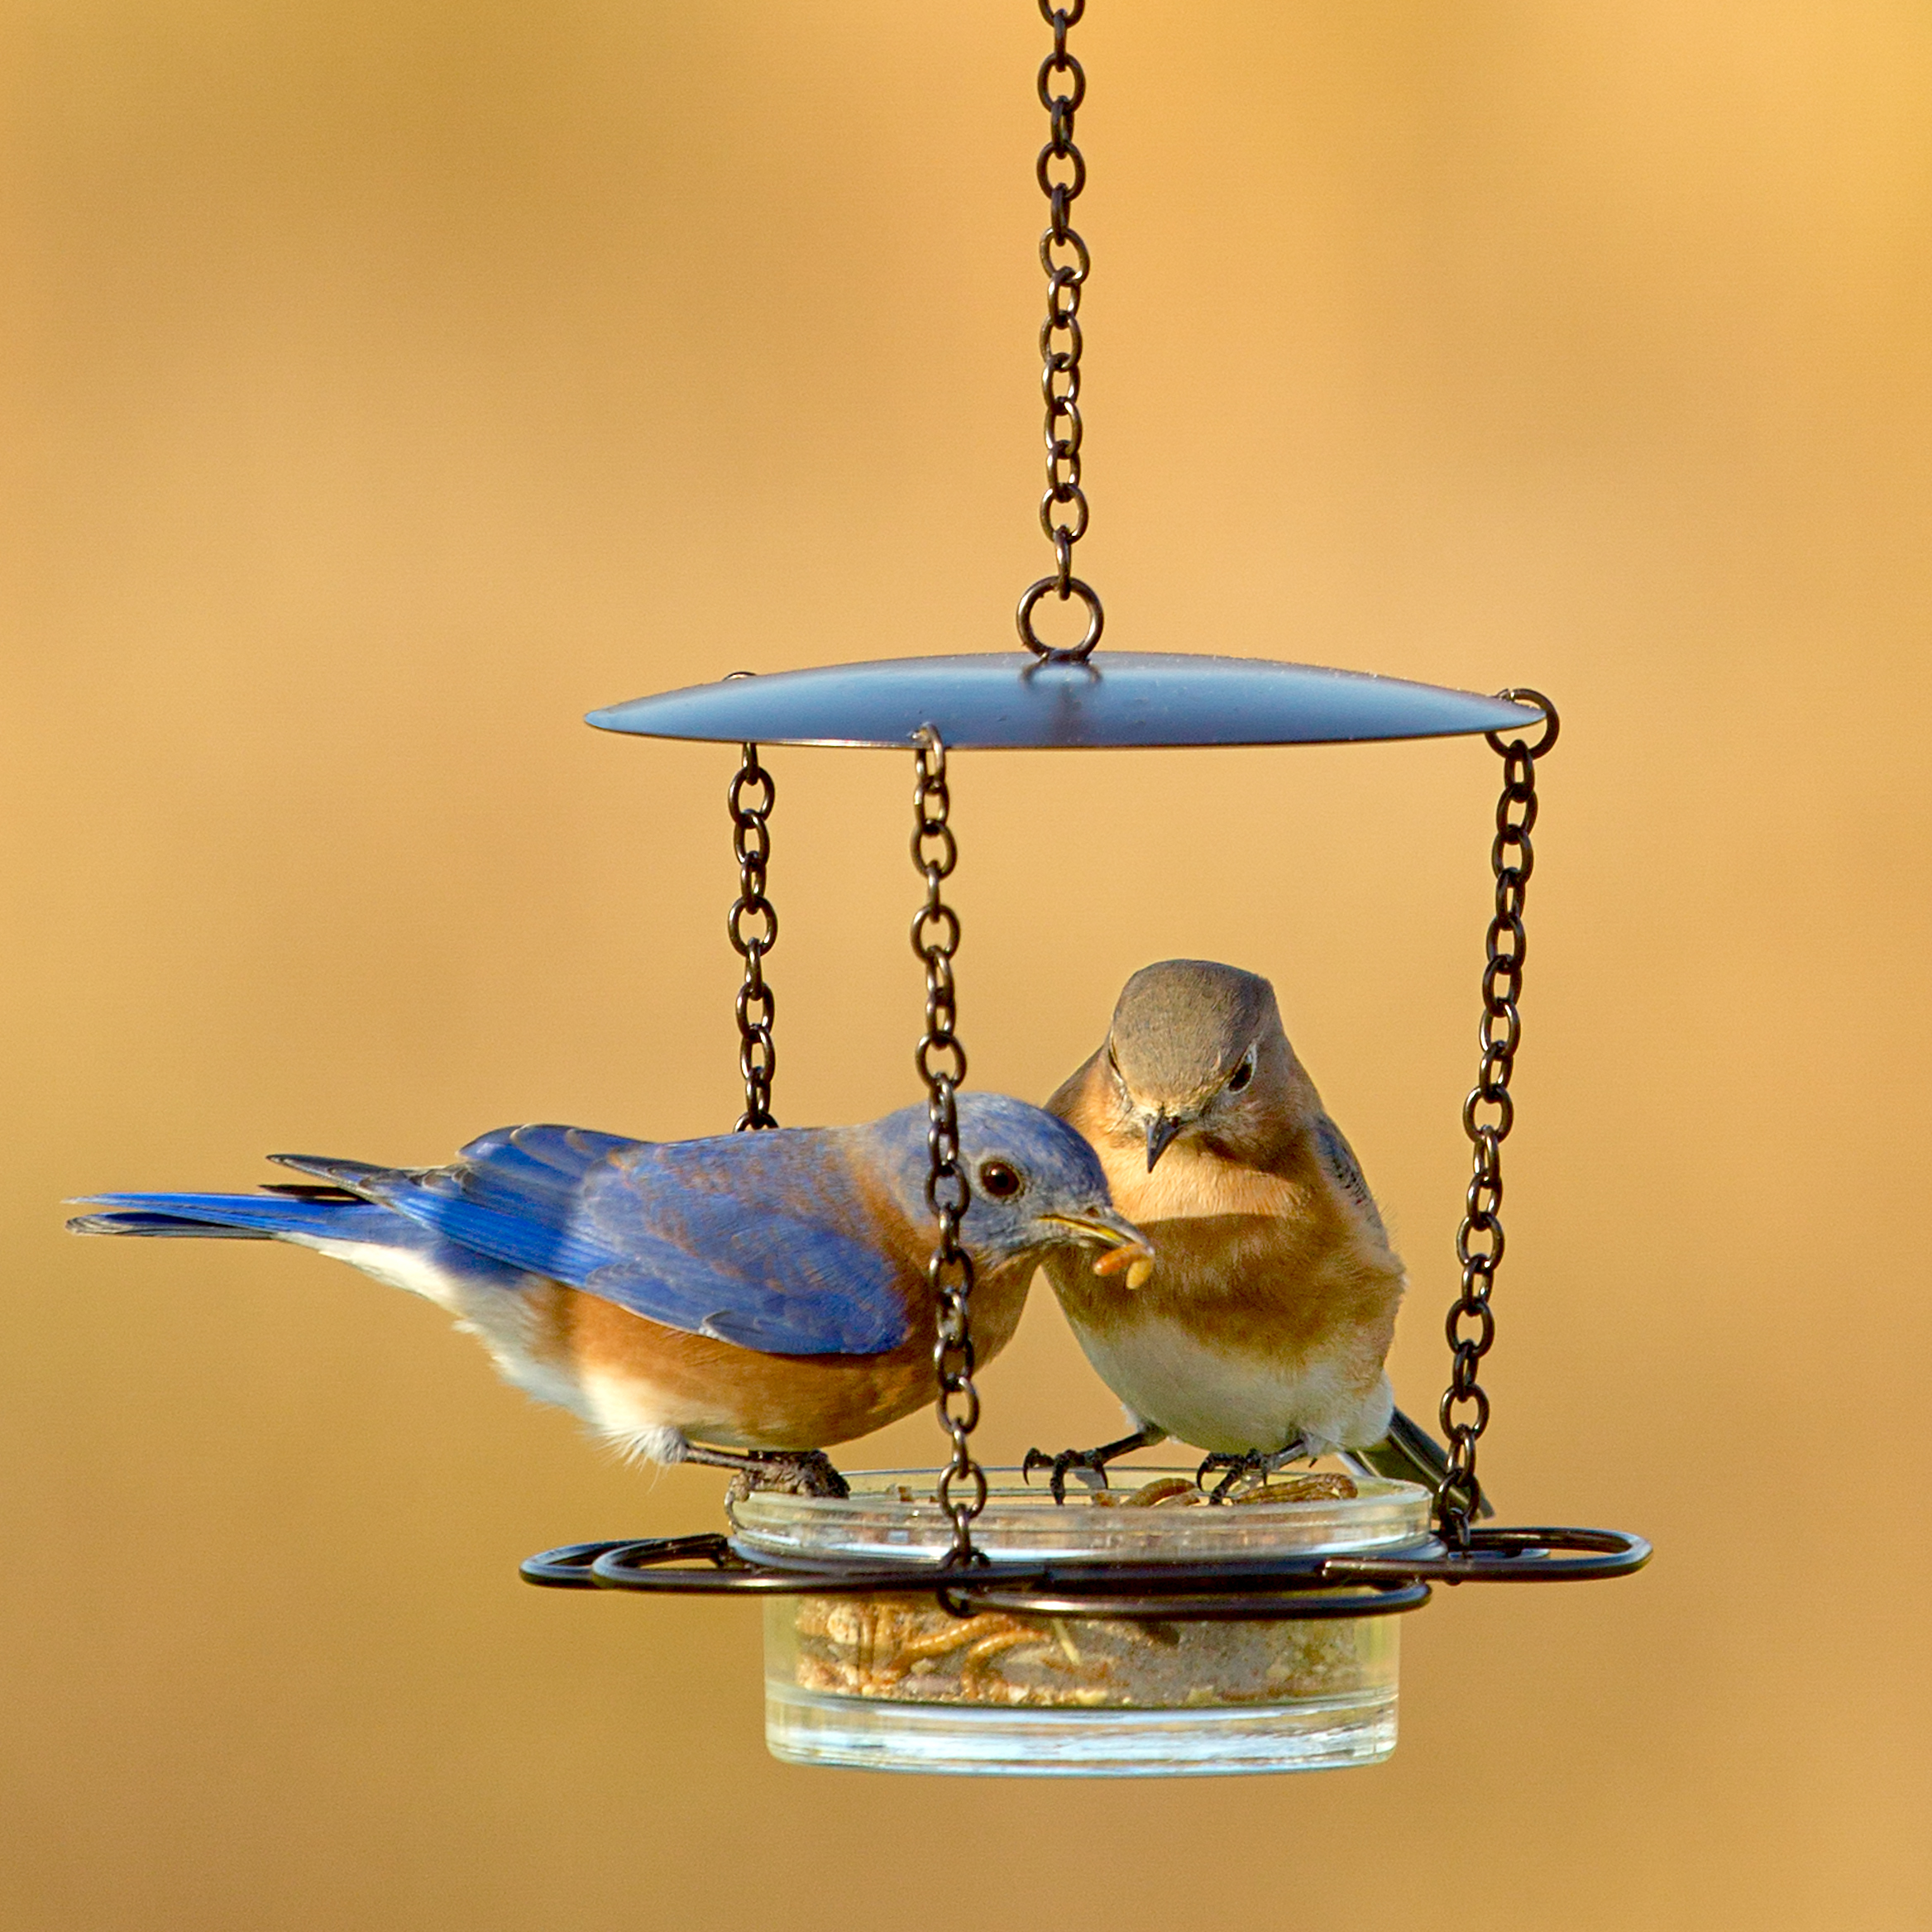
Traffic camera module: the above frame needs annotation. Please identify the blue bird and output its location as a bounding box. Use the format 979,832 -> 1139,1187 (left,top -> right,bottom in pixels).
69,1093 -> 1150,1494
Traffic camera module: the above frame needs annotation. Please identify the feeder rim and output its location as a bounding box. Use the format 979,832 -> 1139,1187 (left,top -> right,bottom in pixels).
517,1523 -> 1651,1623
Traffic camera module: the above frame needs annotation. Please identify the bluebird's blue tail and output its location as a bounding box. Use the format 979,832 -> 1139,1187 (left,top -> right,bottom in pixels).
69,1188 -> 412,1246
67,1179 -> 537,1312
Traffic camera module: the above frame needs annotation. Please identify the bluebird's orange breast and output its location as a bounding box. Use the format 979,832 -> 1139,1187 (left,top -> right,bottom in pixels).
521,1251 -> 1037,1456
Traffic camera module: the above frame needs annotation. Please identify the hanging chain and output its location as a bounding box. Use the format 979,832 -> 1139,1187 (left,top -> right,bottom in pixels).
726,730 -> 778,1131
911,729 -> 985,1564
1016,0 -> 1104,663
1438,690 -> 1561,1548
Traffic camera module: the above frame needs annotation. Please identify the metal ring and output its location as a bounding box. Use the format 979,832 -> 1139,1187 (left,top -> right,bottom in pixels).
1039,227 -> 1090,282
1036,142 -> 1087,203
911,821 -> 957,877
1478,1006 -> 1520,1056
1039,488 -> 1089,543
729,768 -> 774,819
1447,1301 -> 1496,1353
911,901 -> 962,958
935,1460 -> 989,1515
1324,1527 -> 1651,1585
727,899 -> 777,955
1488,687 -> 1560,758
1038,310 -> 1083,359
519,1539 -> 639,1588
1036,53 -> 1086,113
953,1579 -> 1432,1622
524,1526 -> 1646,1601
916,1036 -> 968,1088
1499,745 -> 1537,796
590,1543 -> 979,1597
1016,575 -> 1104,661
1456,1219 -> 1504,1268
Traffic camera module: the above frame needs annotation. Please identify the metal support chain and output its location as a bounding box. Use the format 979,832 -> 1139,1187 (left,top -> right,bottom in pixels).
910,729 -> 986,1563
1438,690 -> 1561,1549
1016,0 -> 1103,662
726,736 -> 778,1131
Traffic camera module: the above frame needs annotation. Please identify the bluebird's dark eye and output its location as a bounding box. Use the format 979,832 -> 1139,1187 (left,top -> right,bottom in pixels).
1227,1058 -> 1254,1093
977,1160 -> 1023,1198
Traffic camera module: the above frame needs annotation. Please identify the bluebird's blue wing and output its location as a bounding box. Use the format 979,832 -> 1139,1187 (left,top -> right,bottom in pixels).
1315,1113 -> 1386,1241
312,1123 -> 911,1357
579,1131 -> 909,1355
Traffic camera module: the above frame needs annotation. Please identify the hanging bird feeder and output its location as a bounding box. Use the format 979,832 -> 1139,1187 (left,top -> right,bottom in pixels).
523,1 -> 1647,1777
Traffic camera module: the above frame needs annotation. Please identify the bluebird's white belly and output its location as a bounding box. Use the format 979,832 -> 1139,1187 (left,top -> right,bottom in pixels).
308,1236 -> 820,1465
1072,1315 -> 1392,1458
308,1236 -> 600,1424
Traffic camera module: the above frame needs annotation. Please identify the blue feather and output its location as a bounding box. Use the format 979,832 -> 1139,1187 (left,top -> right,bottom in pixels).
377,1125 -> 909,1356
70,1189 -> 543,1299
73,1192 -> 409,1244
579,1135 -> 906,1354
79,1122 -> 912,1357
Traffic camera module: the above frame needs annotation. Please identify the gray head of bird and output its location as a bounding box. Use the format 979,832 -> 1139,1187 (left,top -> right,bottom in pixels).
865,1092 -> 1153,1273
1104,959 -> 1319,1169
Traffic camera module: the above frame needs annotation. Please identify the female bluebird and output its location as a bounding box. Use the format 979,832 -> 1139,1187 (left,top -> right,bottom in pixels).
1029,960 -> 1464,1501
71,1093 -> 1149,1495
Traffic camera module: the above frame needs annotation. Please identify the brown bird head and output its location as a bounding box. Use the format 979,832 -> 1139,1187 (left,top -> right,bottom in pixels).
1105,959 -> 1319,1169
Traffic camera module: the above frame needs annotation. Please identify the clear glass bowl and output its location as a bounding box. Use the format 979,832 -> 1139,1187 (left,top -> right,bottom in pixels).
729,1467 -> 1434,1778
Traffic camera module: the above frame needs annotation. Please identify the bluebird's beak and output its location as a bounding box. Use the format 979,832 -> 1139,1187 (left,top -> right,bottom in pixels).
1042,1208 -> 1148,1259
1042,1209 -> 1156,1288
1145,1112 -> 1184,1171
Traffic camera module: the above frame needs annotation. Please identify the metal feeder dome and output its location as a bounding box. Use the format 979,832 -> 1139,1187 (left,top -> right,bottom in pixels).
523,2 -> 1647,1778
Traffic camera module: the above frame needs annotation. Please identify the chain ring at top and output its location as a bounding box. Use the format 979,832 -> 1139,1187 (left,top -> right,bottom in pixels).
1018,3 -> 1102,663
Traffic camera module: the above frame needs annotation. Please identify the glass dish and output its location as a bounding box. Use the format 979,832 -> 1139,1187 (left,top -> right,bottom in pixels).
729,1467 -> 1434,1777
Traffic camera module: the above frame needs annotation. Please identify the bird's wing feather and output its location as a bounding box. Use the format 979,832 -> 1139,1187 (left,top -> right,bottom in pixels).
1043,1045 -> 1108,1131
579,1131 -> 910,1356
1314,1113 -> 1387,1240
316,1124 -> 910,1357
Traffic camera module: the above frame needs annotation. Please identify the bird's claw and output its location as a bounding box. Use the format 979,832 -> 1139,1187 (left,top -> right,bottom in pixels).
1023,1445 -> 1115,1506
724,1450 -> 851,1504
1196,1441 -> 1314,1501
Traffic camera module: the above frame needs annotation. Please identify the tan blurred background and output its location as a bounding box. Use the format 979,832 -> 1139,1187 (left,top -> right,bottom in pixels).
3,2 -> 1928,1926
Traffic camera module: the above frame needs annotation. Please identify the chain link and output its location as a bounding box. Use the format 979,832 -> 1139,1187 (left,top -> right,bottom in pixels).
1016,0 -> 1103,662
910,728 -> 986,1563
726,733 -> 778,1131
1437,690 -> 1560,1548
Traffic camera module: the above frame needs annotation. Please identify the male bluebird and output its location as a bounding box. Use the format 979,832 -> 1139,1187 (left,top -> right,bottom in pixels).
1027,960 -> 1470,1503
71,1093 -> 1149,1496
